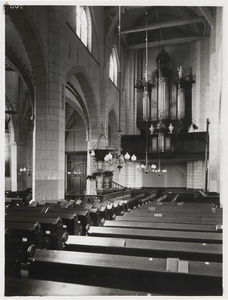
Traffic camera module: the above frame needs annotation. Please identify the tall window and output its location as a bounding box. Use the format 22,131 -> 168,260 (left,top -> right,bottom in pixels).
76,6 -> 91,50
109,46 -> 118,86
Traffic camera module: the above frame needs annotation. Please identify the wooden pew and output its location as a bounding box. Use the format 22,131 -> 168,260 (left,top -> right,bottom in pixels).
112,201 -> 124,216
51,206 -> 103,227
5,277 -> 149,296
113,194 -> 146,212
65,235 -> 222,262
106,203 -> 117,220
151,202 -> 217,208
28,249 -> 222,295
46,207 -> 91,234
5,222 -> 40,277
95,205 -> 108,221
5,215 -> 68,250
103,220 -> 221,233
8,202 -> 93,232
5,197 -> 24,207
127,209 -> 222,220
138,193 -> 157,206
139,203 -> 223,214
116,213 -> 222,225
5,221 -> 45,250
57,202 -> 106,226
88,226 -> 222,244
121,196 -> 138,211
91,202 -> 118,220
6,209 -> 82,236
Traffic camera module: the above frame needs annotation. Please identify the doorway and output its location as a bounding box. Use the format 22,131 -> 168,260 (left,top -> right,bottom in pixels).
66,153 -> 87,194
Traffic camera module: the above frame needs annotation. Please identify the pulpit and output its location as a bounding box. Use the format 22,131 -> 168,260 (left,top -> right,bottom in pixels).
92,171 -> 113,194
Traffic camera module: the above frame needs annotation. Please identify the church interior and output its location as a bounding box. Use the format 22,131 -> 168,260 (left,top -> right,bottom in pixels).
3,3 -> 227,297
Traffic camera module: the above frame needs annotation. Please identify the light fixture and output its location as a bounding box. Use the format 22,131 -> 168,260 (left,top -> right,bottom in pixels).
19,102 -> 34,177
89,124 -> 112,156
19,155 -> 32,176
137,148 -> 167,175
155,159 -> 167,176
104,130 -> 137,171
88,124 -> 116,170
101,7 -> 137,172
137,120 -> 167,175
137,11 -> 167,176
137,147 -> 156,173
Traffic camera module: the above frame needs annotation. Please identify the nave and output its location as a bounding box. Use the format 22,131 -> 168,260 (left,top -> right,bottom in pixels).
5,188 -> 222,296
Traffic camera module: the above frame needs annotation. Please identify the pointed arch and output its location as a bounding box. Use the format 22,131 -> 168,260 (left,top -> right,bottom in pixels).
65,66 -> 98,140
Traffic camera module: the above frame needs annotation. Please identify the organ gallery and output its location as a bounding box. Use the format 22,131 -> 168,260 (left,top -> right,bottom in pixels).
3,3 -> 226,297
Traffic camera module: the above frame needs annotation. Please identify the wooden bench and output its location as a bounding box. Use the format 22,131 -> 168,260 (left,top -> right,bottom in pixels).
28,249 -> 222,295
103,220 -> 222,232
5,197 -> 24,206
88,226 -> 222,244
6,209 -> 82,235
6,215 -> 68,250
65,235 -> 222,262
5,222 -> 40,277
116,213 -> 222,225
152,202 -> 216,208
49,206 -> 103,226
5,276 -> 149,296
139,203 -> 223,214
138,193 -> 157,205
127,210 -> 222,220
46,207 -> 91,234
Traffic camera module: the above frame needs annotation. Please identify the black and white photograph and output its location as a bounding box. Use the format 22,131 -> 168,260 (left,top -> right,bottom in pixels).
1,0 -> 227,298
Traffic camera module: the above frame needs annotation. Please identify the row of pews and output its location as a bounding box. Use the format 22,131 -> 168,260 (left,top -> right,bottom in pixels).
5,189 -> 223,296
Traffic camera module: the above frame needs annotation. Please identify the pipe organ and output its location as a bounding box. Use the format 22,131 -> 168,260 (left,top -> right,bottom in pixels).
135,47 -> 195,156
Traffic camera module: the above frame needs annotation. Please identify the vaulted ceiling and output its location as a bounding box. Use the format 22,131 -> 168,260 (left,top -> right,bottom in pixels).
105,6 -> 214,49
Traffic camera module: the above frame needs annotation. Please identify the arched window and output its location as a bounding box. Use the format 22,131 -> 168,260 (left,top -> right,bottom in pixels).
76,6 -> 92,51
109,46 -> 118,86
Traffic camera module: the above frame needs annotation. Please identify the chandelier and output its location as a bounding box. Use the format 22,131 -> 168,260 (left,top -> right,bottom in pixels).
90,7 -> 137,172
136,11 -> 167,176
89,124 -> 114,158
137,123 -> 167,175
139,160 -> 167,175
104,130 -> 137,171
19,155 -> 32,176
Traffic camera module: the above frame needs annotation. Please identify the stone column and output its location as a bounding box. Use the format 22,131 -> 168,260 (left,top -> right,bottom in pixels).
10,142 -> 17,191
34,7 -> 66,202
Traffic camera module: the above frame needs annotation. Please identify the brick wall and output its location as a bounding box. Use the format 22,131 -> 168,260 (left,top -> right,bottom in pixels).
187,161 -> 205,189
188,8 -> 223,193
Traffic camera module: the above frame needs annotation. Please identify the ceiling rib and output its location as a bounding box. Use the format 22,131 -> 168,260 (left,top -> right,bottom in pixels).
121,17 -> 205,35
129,35 -> 209,49
198,7 -> 214,29
106,11 -> 119,45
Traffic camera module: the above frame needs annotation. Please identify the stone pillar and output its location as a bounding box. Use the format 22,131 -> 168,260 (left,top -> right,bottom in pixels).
10,142 -> 27,191
5,131 -> 11,190
35,7 -> 66,202
10,142 -> 17,191
86,139 -> 97,195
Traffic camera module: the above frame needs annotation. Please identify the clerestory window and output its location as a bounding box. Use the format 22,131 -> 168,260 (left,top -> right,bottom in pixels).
76,6 -> 91,51
109,46 -> 118,86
